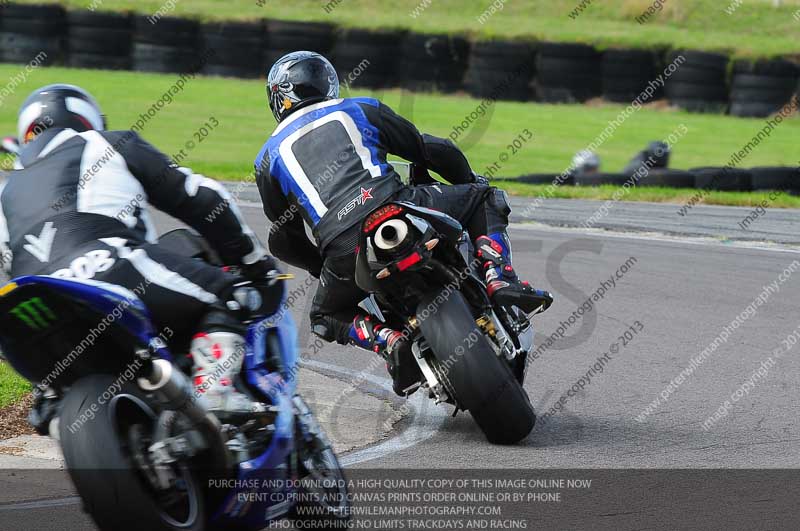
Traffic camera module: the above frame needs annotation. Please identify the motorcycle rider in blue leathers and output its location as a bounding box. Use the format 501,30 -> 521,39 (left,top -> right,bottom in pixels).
255,52 -> 551,394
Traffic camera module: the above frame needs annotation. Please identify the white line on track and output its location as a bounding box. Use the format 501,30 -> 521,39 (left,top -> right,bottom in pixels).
0,496 -> 81,511
291,276 -> 447,467
300,359 -> 448,466
512,222 -> 800,254
238,201 -> 799,254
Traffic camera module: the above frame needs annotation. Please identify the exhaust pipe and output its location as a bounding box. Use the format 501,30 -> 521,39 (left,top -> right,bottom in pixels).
138,359 -> 225,443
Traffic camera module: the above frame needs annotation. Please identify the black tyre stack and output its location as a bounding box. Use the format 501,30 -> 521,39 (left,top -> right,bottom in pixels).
574,173 -> 631,186
729,59 -> 799,118
0,3 -> 65,65
201,22 -> 264,78
132,16 -> 201,74
66,11 -> 132,71
263,20 -> 335,75
691,167 -> 753,191
515,174 -> 562,185
398,33 -> 469,93
331,28 -> 404,89
536,42 -> 601,103
602,49 -> 658,103
750,167 -> 799,193
465,40 -> 535,102
639,170 -> 696,188
665,50 -> 729,113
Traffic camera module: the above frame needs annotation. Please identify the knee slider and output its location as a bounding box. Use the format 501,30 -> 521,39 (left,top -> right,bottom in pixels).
488,188 -> 512,217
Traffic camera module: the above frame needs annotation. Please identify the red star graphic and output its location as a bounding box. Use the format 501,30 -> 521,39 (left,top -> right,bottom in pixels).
360,187 -> 374,202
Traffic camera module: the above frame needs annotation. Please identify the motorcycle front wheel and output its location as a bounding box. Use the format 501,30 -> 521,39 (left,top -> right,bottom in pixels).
288,396 -> 351,529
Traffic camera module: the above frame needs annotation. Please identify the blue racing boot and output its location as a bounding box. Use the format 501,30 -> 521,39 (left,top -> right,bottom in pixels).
475,234 -> 553,314
347,315 -> 420,395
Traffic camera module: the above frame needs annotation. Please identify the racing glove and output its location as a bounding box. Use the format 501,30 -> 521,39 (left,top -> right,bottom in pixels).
471,171 -> 490,186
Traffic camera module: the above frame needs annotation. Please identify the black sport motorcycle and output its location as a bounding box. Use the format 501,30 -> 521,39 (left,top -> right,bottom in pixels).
354,163 -> 553,444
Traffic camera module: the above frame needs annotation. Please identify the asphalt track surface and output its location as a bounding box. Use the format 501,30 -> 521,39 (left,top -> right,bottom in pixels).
1,191 -> 799,529
506,196 -> 800,245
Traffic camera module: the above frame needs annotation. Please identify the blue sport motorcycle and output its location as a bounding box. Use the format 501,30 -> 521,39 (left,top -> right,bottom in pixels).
0,229 -> 350,530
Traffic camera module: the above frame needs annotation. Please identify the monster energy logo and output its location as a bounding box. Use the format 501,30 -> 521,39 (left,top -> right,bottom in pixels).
10,297 -> 56,331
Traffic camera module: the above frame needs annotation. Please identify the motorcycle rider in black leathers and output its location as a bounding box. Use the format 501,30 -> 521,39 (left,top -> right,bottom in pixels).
256,52 -> 551,394
0,84 -> 281,415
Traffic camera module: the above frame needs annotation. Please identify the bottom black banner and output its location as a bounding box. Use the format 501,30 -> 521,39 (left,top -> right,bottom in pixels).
1,468 -> 799,530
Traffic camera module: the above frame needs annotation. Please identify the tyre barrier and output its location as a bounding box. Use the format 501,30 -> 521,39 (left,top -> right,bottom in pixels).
750,166 -> 799,192
574,173 -> 631,186
132,16 -> 200,74
638,169 -> 695,188
665,50 -> 729,113
67,11 -> 132,71
602,49 -> 659,103
515,173 -> 572,185
331,28 -> 405,89
691,167 -> 753,192
0,3 -> 64,65
399,33 -> 470,93
729,59 -> 800,118
201,21 -> 264,79
465,40 -> 535,102
536,42 -> 601,103
2,4 -> 800,117
263,20 -> 335,75
503,167 -> 798,192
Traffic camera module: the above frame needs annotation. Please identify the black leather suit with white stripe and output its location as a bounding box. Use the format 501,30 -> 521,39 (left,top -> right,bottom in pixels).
0,127 -> 265,340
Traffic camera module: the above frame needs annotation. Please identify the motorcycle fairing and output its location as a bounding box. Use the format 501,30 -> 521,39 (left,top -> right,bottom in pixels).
0,275 -> 168,386
211,309 -> 299,528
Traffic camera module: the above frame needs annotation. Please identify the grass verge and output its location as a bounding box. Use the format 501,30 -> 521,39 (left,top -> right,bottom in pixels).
0,65 -> 797,208
0,361 -> 31,409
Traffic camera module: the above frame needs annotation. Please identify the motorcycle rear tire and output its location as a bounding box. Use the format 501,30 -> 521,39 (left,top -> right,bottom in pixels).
59,374 -> 206,531
417,290 -> 536,444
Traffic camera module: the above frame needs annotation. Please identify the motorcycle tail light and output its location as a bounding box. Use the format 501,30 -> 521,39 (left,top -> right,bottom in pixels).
396,252 -> 422,271
363,204 -> 404,233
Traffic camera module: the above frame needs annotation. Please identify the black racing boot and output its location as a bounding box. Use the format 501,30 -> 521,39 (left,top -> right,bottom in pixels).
475,234 -> 553,314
